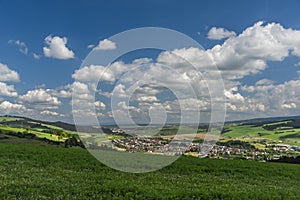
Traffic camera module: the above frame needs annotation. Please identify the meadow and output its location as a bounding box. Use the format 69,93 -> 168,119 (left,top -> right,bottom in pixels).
0,142 -> 299,199
0,117 -> 79,143
222,120 -> 300,146
0,116 -> 24,122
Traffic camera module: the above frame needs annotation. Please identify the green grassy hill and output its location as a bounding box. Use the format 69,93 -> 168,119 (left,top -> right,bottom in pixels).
222,120 -> 300,146
0,142 -> 299,199
1,115 -> 300,199
0,116 -> 90,147
0,121 -> 73,143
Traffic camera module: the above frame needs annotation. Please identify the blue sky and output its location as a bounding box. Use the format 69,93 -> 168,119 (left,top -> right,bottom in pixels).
1,0 -> 300,124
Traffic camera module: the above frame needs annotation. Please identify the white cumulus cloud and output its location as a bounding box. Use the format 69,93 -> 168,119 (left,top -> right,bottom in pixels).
224,87 -> 245,103
0,82 -> 18,97
40,110 -> 64,117
94,39 -> 116,50
159,21 -> 300,80
87,44 -> 95,49
207,27 -> 236,40
0,63 -> 20,82
33,53 -> 41,59
0,101 -> 26,115
94,101 -> 106,110
137,96 -> 159,102
43,35 -> 75,59
281,103 -> 297,109
69,21 -> 300,122
19,89 -> 61,109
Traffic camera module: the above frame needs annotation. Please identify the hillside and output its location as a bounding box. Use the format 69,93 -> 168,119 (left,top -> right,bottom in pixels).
226,115 -> 300,125
0,115 -> 107,132
0,142 -> 299,199
0,116 -> 113,147
1,115 -> 300,198
222,119 -> 300,146
1,115 -> 300,162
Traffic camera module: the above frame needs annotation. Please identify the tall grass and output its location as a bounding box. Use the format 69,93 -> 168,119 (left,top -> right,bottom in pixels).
0,142 -> 299,199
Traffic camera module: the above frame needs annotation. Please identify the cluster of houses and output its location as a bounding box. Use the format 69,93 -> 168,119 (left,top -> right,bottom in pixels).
268,144 -> 300,151
204,145 -> 273,160
197,143 -> 300,160
112,137 -> 196,155
111,128 -> 126,134
112,138 -> 166,153
111,136 -> 300,161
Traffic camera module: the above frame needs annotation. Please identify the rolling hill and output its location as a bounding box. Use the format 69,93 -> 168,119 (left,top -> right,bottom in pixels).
1,115 -> 300,199
2,115 -> 300,147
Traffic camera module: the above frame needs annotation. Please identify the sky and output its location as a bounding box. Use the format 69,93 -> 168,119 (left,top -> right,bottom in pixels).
1,0 -> 300,124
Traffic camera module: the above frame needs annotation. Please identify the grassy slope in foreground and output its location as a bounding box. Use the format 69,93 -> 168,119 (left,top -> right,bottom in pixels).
0,143 -> 300,199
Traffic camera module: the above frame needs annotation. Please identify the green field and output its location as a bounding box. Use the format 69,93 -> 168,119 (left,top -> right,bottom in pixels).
0,124 -> 24,133
1,116 -> 300,199
0,142 -> 300,199
0,124 -> 67,142
222,123 -> 300,145
2,115 -> 300,146
119,125 -> 197,137
222,125 -> 273,138
30,121 -> 64,130
0,116 -> 24,122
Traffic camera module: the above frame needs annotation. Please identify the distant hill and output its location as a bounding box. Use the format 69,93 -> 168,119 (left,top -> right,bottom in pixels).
226,115 -> 300,125
0,115 -> 111,148
3,114 -> 300,128
0,115 -> 112,133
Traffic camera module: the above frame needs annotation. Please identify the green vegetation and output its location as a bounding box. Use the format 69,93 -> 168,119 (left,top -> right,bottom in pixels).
222,125 -> 272,138
0,124 -> 24,133
31,122 -> 64,130
0,142 -> 300,199
0,116 -> 23,122
222,123 -> 300,145
113,125 -> 198,137
0,116 -> 83,146
217,140 -> 256,150
1,115 -> 300,198
0,124 -> 67,142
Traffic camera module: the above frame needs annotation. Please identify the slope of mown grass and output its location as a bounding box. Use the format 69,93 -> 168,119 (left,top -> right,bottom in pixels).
222,125 -> 272,138
0,125 -> 24,133
0,125 -> 65,142
223,124 -> 300,145
0,116 -> 24,122
0,142 -> 299,199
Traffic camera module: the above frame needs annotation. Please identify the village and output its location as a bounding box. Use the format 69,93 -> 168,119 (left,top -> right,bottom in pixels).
111,136 -> 300,161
